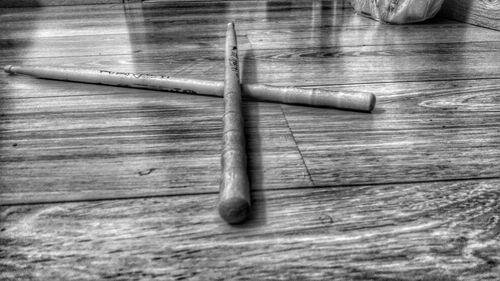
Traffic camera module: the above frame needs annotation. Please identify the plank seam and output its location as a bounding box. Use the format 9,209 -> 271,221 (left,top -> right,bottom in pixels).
294,77 -> 500,88
2,176 -> 500,206
279,104 -> 315,186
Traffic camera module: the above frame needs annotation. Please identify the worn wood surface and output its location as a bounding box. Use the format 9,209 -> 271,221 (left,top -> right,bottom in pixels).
0,0 -> 122,8
0,90 -> 311,204
283,79 -> 500,186
1,1 -> 499,279
1,179 -> 499,280
441,0 -> 500,31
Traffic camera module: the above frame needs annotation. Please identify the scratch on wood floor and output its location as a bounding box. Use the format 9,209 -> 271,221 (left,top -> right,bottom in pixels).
138,168 -> 157,176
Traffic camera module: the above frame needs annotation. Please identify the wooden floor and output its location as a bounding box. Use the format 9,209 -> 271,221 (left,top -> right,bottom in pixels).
1,1 -> 500,280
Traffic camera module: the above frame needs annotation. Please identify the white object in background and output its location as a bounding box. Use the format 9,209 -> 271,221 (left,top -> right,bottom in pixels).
350,0 -> 445,24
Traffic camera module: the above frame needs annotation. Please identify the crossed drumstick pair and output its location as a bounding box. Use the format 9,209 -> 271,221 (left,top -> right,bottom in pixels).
4,23 -> 375,224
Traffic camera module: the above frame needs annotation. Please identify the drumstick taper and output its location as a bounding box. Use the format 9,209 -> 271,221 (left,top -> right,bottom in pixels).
218,22 -> 251,224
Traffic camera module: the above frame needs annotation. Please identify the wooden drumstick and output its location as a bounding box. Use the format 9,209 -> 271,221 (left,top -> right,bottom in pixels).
4,65 -> 375,112
218,22 -> 251,224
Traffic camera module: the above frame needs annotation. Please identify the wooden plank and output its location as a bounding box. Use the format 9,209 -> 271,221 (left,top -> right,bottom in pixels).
0,33 -> 253,59
237,41 -> 500,86
0,0 -> 121,8
2,40 -> 500,86
0,1 -> 352,33
2,20 -> 500,57
0,84 -> 311,205
282,79 -> 500,186
440,0 -> 500,31
246,20 -> 500,49
1,178 -> 499,279
0,3 -> 127,18
0,8 -> 432,36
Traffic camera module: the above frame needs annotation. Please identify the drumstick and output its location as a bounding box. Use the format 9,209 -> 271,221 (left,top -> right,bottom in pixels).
218,22 -> 251,224
4,65 -> 375,112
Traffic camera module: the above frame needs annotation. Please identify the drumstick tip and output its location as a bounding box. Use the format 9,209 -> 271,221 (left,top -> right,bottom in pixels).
4,65 -> 13,74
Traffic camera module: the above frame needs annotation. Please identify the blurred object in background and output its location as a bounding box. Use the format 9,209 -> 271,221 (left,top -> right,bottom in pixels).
350,0 -> 444,24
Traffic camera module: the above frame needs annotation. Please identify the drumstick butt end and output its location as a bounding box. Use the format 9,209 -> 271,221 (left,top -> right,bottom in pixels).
219,197 -> 250,224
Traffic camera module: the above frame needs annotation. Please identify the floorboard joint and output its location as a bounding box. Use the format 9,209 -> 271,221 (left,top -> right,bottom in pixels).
279,104 -> 315,186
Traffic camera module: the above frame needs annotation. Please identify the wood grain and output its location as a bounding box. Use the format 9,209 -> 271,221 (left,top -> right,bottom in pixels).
2,77 -> 499,204
1,178 -> 499,280
0,89 -> 312,204
0,0 -> 121,8
1,1 -> 500,279
2,2 -> 499,86
3,21 -> 500,58
2,40 -> 500,86
283,78 -> 500,186
441,0 -> 500,31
